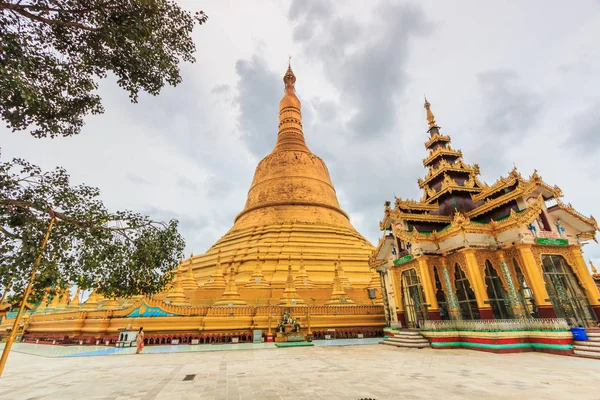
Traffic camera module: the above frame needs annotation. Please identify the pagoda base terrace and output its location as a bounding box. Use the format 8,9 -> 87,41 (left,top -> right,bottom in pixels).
420,318 -> 574,355
0,302 -> 386,347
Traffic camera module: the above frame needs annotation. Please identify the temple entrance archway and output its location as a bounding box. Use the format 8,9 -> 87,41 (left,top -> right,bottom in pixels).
541,255 -> 597,327
401,268 -> 428,328
512,258 -> 538,318
483,261 -> 513,319
433,267 -> 450,320
455,264 -> 479,320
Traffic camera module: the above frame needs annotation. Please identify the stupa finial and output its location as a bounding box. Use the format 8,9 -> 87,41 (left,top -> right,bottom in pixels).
284,57 -> 296,89
424,95 -> 438,129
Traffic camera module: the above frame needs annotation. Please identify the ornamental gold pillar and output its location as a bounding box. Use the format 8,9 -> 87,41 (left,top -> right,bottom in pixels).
569,247 -> 600,321
378,266 -> 399,327
497,252 -> 527,319
390,267 -> 404,326
440,260 -> 461,320
417,257 -> 440,320
463,250 -> 493,319
517,245 -> 555,318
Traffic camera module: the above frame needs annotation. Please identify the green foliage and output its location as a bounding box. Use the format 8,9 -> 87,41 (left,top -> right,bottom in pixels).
0,0 -> 207,138
0,153 -> 186,301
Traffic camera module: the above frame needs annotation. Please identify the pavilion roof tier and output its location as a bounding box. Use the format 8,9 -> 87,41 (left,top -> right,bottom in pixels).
471,168 -> 563,203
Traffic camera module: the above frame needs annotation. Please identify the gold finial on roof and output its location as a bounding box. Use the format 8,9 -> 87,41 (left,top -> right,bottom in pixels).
591,260 -> 598,274
424,95 -> 437,129
284,57 -> 296,89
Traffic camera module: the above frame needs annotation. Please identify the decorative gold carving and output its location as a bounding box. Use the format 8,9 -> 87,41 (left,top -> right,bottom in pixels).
430,260 -> 450,297
529,170 -> 563,199
472,168 -> 521,202
418,158 -> 481,189
463,173 -> 475,188
445,252 -> 468,290
452,211 -> 470,229
503,247 -> 530,292
530,245 -> 586,287
441,173 -> 454,191
577,231 -> 597,242
472,168 -> 562,203
424,133 -> 451,149
422,146 -> 463,167
426,185 -> 437,198
473,250 -> 509,292
425,179 -> 481,204
389,209 -> 451,223
468,179 -> 530,217
394,197 -> 438,211
389,194 -> 545,245
554,200 -> 598,230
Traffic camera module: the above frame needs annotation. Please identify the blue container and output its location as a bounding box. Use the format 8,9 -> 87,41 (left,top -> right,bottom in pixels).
571,327 -> 588,341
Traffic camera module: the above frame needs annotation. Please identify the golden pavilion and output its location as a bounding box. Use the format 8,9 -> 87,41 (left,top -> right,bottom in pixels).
0,63 -> 385,345
371,98 -> 600,329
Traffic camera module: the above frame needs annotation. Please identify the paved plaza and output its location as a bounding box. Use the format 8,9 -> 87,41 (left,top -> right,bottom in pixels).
0,342 -> 599,400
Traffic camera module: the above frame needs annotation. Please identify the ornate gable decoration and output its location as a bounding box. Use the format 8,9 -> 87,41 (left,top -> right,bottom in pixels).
554,200 -> 598,231
391,194 -> 546,244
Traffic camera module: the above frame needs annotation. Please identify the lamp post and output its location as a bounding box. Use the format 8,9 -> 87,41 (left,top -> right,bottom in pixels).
0,216 -> 55,377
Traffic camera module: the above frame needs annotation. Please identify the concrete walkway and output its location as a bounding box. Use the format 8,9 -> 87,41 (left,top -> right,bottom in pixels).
0,343 -> 598,399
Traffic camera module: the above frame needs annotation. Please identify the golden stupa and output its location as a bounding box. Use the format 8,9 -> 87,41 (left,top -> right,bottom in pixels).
0,62 -> 387,344
178,62 -> 375,304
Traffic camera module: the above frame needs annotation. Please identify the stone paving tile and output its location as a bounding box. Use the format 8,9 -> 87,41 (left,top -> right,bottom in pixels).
1,344 -> 599,399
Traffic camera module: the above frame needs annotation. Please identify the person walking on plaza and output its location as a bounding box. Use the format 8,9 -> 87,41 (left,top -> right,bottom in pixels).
135,327 -> 145,354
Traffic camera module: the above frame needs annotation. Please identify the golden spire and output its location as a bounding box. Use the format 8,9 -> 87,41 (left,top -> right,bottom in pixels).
274,59 -> 308,153
214,264 -> 247,306
424,95 -> 438,129
68,287 -> 81,310
336,254 -> 351,287
47,290 -> 61,311
203,249 -> 227,289
165,265 -> 190,306
294,250 -> 315,288
367,270 -> 380,289
591,260 -> 598,274
278,256 -> 306,306
181,253 -> 200,291
366,270 -> 383,305
49,287 -> 69,311
36,289 -> 51,311
325,261 -> 355,305
246,252 -> 270,288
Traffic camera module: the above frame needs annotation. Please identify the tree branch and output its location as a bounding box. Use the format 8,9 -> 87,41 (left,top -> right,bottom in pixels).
7,1 -> 122,15
1,2 -> 101,31
0,225 -> 20,239
0,199 -> 160,232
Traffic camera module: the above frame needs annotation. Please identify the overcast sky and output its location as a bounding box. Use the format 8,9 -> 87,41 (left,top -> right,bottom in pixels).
3,0 -> 600,271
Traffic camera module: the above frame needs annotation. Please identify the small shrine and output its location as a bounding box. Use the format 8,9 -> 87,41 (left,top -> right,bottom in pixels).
115,327 -> 139,348
274,308 -> 310,344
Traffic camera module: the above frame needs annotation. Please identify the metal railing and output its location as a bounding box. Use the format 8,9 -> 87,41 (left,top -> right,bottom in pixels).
421,318 -> 570,332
